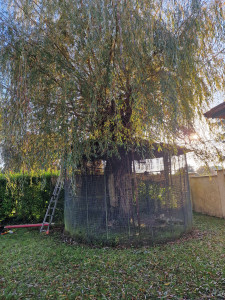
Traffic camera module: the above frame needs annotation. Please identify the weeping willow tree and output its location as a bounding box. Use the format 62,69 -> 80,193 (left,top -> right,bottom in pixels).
0,0 -> 225,174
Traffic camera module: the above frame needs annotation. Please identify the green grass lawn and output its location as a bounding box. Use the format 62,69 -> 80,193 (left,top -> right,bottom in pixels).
0,213 -> 224,299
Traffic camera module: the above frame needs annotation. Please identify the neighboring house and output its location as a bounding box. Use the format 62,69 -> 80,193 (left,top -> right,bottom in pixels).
189,103 -> 225,218
204,102 -> 225,119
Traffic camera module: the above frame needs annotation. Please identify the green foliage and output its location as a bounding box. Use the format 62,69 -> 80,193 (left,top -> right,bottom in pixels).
138,181 -> 178,212
0,171 -> 63,224
1,0 -> 225,170
0,214 -> 224,298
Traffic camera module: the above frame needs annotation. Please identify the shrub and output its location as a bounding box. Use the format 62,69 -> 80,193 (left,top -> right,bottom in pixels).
0,171 -> 64,225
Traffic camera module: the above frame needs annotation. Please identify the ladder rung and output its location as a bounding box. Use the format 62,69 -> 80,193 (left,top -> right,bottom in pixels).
40,174 -> 64,234
50,198 -> 57,202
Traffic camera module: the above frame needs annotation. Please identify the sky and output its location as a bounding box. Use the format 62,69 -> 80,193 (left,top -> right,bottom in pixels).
185,90 -> 225,171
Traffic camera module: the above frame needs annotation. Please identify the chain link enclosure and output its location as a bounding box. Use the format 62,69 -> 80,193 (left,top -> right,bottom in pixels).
64,146 -> 192,246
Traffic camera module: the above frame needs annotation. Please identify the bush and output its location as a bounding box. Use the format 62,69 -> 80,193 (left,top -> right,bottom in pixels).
0,171 -> 64,225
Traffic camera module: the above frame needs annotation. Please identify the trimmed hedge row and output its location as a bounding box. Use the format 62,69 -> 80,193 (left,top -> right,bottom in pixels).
0,172 -> 64,225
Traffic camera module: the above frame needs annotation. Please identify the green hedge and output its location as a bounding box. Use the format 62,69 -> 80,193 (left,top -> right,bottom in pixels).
0,171 -> 64,225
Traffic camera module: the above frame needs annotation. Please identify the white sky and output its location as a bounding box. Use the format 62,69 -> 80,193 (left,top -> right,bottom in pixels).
186,91 -> 225,170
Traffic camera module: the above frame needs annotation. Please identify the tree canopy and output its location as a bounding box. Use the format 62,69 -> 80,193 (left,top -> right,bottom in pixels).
1,0 -> 225,171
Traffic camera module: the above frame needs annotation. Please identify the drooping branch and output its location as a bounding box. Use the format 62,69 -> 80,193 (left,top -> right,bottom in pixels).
0,0 -> 225,171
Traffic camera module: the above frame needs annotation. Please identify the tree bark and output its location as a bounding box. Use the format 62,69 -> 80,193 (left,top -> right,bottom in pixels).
105,151 -> 133,225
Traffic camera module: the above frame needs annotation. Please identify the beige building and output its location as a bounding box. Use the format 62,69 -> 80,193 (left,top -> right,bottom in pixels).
189,170 -> 225,218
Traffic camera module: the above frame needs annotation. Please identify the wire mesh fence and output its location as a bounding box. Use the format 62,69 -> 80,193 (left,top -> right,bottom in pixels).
64,152 -> 192,246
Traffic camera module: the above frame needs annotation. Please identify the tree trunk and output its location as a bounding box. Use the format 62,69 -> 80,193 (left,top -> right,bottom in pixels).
105,151 -> 133,225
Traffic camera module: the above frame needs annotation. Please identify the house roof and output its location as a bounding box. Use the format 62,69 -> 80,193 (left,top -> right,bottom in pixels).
204,102 -> 225,119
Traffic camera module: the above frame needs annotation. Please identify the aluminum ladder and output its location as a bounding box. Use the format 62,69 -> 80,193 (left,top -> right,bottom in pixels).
40,174 -> 64,234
